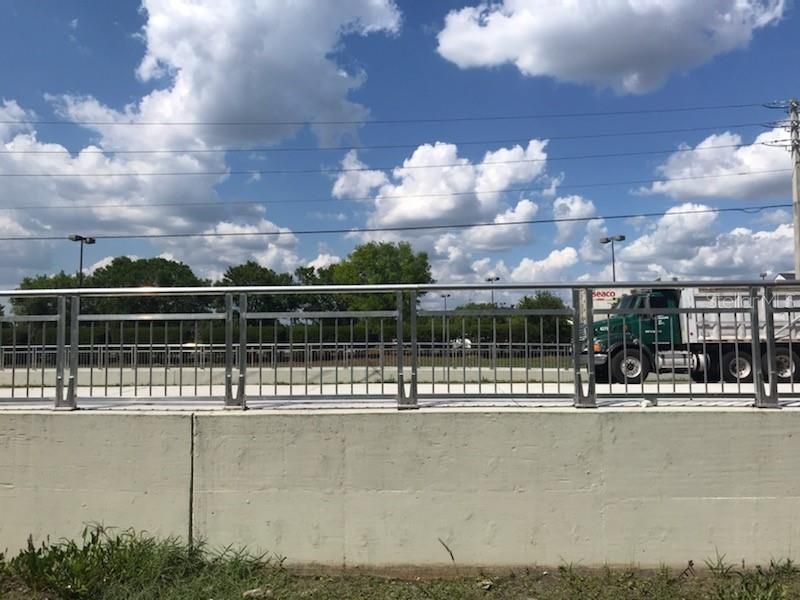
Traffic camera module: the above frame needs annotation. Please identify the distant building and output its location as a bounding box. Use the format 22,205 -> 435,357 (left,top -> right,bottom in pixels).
578,287 -> 633,321
776,272 -> 796,281
590,287 -> 633,311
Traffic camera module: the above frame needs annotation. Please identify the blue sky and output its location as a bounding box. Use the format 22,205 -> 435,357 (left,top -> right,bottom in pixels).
0,0 -> 797,293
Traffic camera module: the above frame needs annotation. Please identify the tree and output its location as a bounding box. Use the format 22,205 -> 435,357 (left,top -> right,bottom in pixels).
293,265 -> 346,312
326,242 -> 434,311
453,302 -> 497,343
515,292 -> 571,344
85,257 -> 210,313
216,261 -> 294,312
13,272 -> 78,315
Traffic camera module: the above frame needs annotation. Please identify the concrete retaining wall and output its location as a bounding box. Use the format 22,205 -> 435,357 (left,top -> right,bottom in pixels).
2,409 -> 799,567
0,412 -> 192,555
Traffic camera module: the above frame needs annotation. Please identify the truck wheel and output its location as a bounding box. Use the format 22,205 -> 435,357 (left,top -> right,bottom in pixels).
610,349 -> 650,384
721,351 -> 753,383
762,349 -> 800,383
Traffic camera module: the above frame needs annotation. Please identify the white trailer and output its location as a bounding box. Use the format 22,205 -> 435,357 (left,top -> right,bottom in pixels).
683,287 -> 800,344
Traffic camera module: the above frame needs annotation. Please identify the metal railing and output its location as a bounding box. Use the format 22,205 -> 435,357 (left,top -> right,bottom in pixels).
0,281 -> 798,409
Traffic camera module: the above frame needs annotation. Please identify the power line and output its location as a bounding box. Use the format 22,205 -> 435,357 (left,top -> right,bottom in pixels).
0,203 -> 790,243
0,141 -> 788,178
1,101 -> 768,127
0,122 -> 772,155
0,168 -> 791,213
0,169 -> 792,212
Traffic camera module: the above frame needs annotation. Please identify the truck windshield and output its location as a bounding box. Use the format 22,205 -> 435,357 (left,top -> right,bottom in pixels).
617,295 -> 639,310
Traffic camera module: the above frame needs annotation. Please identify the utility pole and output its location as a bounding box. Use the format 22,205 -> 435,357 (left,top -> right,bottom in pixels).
790,98 -> 800,278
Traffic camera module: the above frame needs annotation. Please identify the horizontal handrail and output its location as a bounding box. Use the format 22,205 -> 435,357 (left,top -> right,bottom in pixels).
420,309 -> 574,317
3,280 -> 800,297
247,310 -> 398,319
78,313 -> 226,322
0,315 -> 61,323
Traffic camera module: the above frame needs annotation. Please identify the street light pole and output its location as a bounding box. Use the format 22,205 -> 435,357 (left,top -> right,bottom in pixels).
440,293 -> 451,350
68,235 -> 96,287
599,235 -> 626,282
440,293 -> 451,312
485,276 -> 500,306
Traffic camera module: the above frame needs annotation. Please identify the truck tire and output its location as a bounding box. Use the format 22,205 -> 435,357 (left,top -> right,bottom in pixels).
762,349 -> 800,383
610,348 -> 650,384
720,350 -> 753,383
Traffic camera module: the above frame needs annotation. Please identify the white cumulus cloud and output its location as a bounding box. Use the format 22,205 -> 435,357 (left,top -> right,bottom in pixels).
131,0 -> 401,146
578,218 -> 611,264
0,99 -> 33,141
162,219 -> 299,276
553,195 -> 596,242
667,224 -> 792,278
336,139 -> 548,230
334,139 -> 550,285
462,198 -> 539,250
0,1 -> 404,281
620,203 -> 718,264
437,0 -> 785,94
332,150 -> 389,200
511,247 -> 579,282
613,203 -> 793,279
307,253 -> 341,270
643,128 -> 791,199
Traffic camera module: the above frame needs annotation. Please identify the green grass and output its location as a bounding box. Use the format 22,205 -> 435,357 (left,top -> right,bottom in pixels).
2,527 -> 799,599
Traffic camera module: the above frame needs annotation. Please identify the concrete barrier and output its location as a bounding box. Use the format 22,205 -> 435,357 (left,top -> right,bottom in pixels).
0,412 -> 192,555
2,409 -> 800,567
192,410 -> 800,567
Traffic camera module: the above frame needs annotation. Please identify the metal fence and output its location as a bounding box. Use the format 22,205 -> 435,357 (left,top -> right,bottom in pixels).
0,281 -> 798,409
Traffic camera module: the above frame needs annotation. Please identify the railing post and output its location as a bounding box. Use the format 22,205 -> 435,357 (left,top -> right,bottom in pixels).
406,290 -> 419,408
759,286 -> 780,408
224,293 -> 235,407
395,291 -> 408,408
573,288 -> 596,408
234,293 -> 248,409
63,296 -> 80,409
54,296 -> 68,408
571,289 -> 582,398
749,287 -> 768,407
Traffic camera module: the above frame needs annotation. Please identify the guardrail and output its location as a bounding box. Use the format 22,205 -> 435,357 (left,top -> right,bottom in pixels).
0,281 -> 798,409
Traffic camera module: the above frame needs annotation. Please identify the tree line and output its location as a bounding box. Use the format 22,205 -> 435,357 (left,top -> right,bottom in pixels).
12,242 -> 433,315
9,240 -> 570,343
